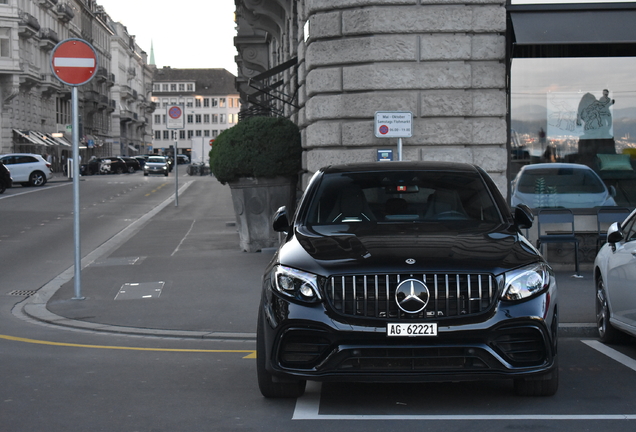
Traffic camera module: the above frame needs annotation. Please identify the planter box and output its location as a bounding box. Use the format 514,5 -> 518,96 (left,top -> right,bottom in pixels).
228,177 -> 296,252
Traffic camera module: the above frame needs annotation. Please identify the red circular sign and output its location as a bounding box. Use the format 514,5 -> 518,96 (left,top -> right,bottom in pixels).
379,125 -> 389,135
169,106 -> 183,119
50,39 -> 98,86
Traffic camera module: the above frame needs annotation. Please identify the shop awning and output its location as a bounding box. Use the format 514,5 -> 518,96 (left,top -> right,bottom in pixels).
510,10 -> 636,45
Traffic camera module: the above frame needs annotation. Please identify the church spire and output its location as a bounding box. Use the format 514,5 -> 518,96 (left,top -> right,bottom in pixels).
149,40 -> 155,66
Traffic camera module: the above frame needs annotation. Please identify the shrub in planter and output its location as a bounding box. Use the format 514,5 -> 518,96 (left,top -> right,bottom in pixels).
209,116 -> 301,184
209,116 -> 302,252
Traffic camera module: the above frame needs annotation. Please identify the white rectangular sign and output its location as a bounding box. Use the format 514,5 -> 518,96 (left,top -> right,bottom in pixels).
375,111 -> 412,138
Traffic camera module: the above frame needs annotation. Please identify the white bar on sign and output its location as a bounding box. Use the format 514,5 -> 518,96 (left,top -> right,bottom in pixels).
54,57 -> 95,68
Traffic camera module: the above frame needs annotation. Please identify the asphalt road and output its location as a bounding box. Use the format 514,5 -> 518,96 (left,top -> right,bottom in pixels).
1,171 -> 636,431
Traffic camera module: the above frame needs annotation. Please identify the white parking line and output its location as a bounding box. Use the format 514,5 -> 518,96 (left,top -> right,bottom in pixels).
292,381 -> 636,420
582,339 -> 636,372
0,182 -> 70,200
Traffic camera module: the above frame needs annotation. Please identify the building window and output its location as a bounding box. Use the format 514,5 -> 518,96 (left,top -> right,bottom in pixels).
179,130 -> 186,139
186,99 -> 193,108
154,114 -> 161,124
219,114 -> 226,124
204,130 -> 210,137
203,114 -> 210,123
187,130 -> 193,139
179,83 -> 185,91
163,130 -> 170,140
203,98 -> 209,107
187,83 -> 194,91
163,115 -> 167,124
212,130 -> 218,138
162,84 -> 169,91
155,130 -> 161,139
195,114 -> 201,123
211,98 -> 218,107
187,114 -> 193,124
196,130 -> 202,137
219,98 -> 226,108
171,84 -> 177,91
195,98 -> 201,108
153,84 -> 161,92
211,114 -> 218,123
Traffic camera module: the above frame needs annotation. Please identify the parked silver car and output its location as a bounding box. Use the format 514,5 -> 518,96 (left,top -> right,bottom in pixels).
595,209 -> 636,342
511,163 -> 616,209
0,153 -> 52,187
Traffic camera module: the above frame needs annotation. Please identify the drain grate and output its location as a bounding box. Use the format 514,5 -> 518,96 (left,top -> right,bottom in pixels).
8,290 -> 37,297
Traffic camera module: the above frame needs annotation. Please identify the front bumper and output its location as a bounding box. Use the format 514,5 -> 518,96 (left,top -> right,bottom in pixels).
260,290 -> 558,383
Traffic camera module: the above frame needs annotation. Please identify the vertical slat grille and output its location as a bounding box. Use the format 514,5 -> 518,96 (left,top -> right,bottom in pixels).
326,273 -> 497,320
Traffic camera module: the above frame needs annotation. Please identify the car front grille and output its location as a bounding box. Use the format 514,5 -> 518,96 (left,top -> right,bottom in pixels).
325,273 -> 498,320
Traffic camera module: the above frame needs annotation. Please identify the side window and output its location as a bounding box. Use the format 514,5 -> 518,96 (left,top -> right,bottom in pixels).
622,216 -> 636,242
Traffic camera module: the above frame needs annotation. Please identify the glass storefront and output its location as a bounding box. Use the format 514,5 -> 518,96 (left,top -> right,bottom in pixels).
508,2 -> 636,209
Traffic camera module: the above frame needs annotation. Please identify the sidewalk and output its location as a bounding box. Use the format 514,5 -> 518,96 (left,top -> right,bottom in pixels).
15,175 -> 598,338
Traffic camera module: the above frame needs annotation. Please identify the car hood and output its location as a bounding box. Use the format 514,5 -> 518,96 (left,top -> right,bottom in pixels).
277,222 -> 540,276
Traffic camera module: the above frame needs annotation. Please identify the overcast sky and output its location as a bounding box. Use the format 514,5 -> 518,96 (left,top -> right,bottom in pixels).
97,0 -> 238,75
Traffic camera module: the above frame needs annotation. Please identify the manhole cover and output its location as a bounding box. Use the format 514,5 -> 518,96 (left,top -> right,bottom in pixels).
115,282 -> 164,300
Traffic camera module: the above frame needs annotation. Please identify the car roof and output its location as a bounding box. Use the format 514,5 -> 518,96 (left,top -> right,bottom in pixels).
519,163 -> 593,172
320,161 -> 482,175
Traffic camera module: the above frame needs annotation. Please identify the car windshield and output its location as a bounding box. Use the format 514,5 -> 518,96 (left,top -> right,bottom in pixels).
305,169 -> 502,225
516,167 -> 606,194
147,157 -> 165,163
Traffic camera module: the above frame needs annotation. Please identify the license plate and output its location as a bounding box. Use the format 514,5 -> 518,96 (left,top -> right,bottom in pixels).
387,323 -> 438,337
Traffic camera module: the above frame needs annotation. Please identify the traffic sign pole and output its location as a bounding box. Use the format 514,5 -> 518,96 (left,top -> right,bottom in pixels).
50,39 -> 98,301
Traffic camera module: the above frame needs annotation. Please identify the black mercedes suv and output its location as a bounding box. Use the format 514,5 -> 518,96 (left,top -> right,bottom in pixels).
257,162 -> 558,398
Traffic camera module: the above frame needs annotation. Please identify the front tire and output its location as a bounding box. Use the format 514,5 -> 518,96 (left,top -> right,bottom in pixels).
256,311 -> 306,398
29,171 -> 46,186
0,180 -> 6,194
596,276 -> 622,343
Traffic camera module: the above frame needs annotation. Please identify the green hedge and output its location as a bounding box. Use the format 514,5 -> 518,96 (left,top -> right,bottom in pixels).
209,116 -> 302,184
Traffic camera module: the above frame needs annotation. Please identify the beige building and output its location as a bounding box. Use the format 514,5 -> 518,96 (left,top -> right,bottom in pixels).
0,0 -> 154,167
150,67 -> 240,161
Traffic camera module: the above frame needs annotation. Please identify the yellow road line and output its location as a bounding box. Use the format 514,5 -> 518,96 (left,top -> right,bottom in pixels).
0,334 -> 256,358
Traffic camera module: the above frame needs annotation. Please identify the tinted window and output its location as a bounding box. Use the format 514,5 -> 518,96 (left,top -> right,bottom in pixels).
306,170 -> 502,225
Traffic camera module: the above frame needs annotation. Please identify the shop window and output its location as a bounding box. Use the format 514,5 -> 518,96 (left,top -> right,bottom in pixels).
508,3 -> 636,209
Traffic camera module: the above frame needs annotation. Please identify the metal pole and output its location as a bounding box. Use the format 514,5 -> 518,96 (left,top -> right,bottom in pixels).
174,141 -> 179,206
398,138 -> 403,161
71,86 -> 84,300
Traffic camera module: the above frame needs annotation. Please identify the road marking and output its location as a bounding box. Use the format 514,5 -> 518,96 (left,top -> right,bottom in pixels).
0,334 -> 256,358
0,182 -> 70,200
292,382 -> 636,420
582,339 -> 636,372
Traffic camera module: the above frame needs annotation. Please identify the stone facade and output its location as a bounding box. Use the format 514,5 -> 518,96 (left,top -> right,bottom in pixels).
235,0 -> 508,193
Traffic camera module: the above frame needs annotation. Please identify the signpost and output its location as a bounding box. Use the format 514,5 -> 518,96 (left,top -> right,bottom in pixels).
374,111 -> 413,161
166,104 -> 185,206
50,39 -> 98,300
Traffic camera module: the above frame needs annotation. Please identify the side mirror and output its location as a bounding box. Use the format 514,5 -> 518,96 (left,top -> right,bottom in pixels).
609,185 -> 617,198
607,221 -> 624,245
513,204 -> 534,229
272,206 -> 290,233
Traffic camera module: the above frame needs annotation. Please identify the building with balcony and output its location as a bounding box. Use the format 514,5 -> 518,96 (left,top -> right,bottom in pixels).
150,67 -> 240,160
0,0 -> 153,169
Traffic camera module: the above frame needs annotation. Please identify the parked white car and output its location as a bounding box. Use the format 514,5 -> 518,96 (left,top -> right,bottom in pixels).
0,153 -> 52,187
511,163 -> 616,209
595,208 -> 636,342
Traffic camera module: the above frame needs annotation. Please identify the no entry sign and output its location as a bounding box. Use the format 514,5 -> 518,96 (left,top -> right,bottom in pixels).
50,39 -> 98,86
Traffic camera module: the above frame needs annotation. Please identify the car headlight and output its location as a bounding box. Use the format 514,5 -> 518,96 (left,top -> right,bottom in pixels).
271,265 -> 321,303
501,263 -> 551,301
